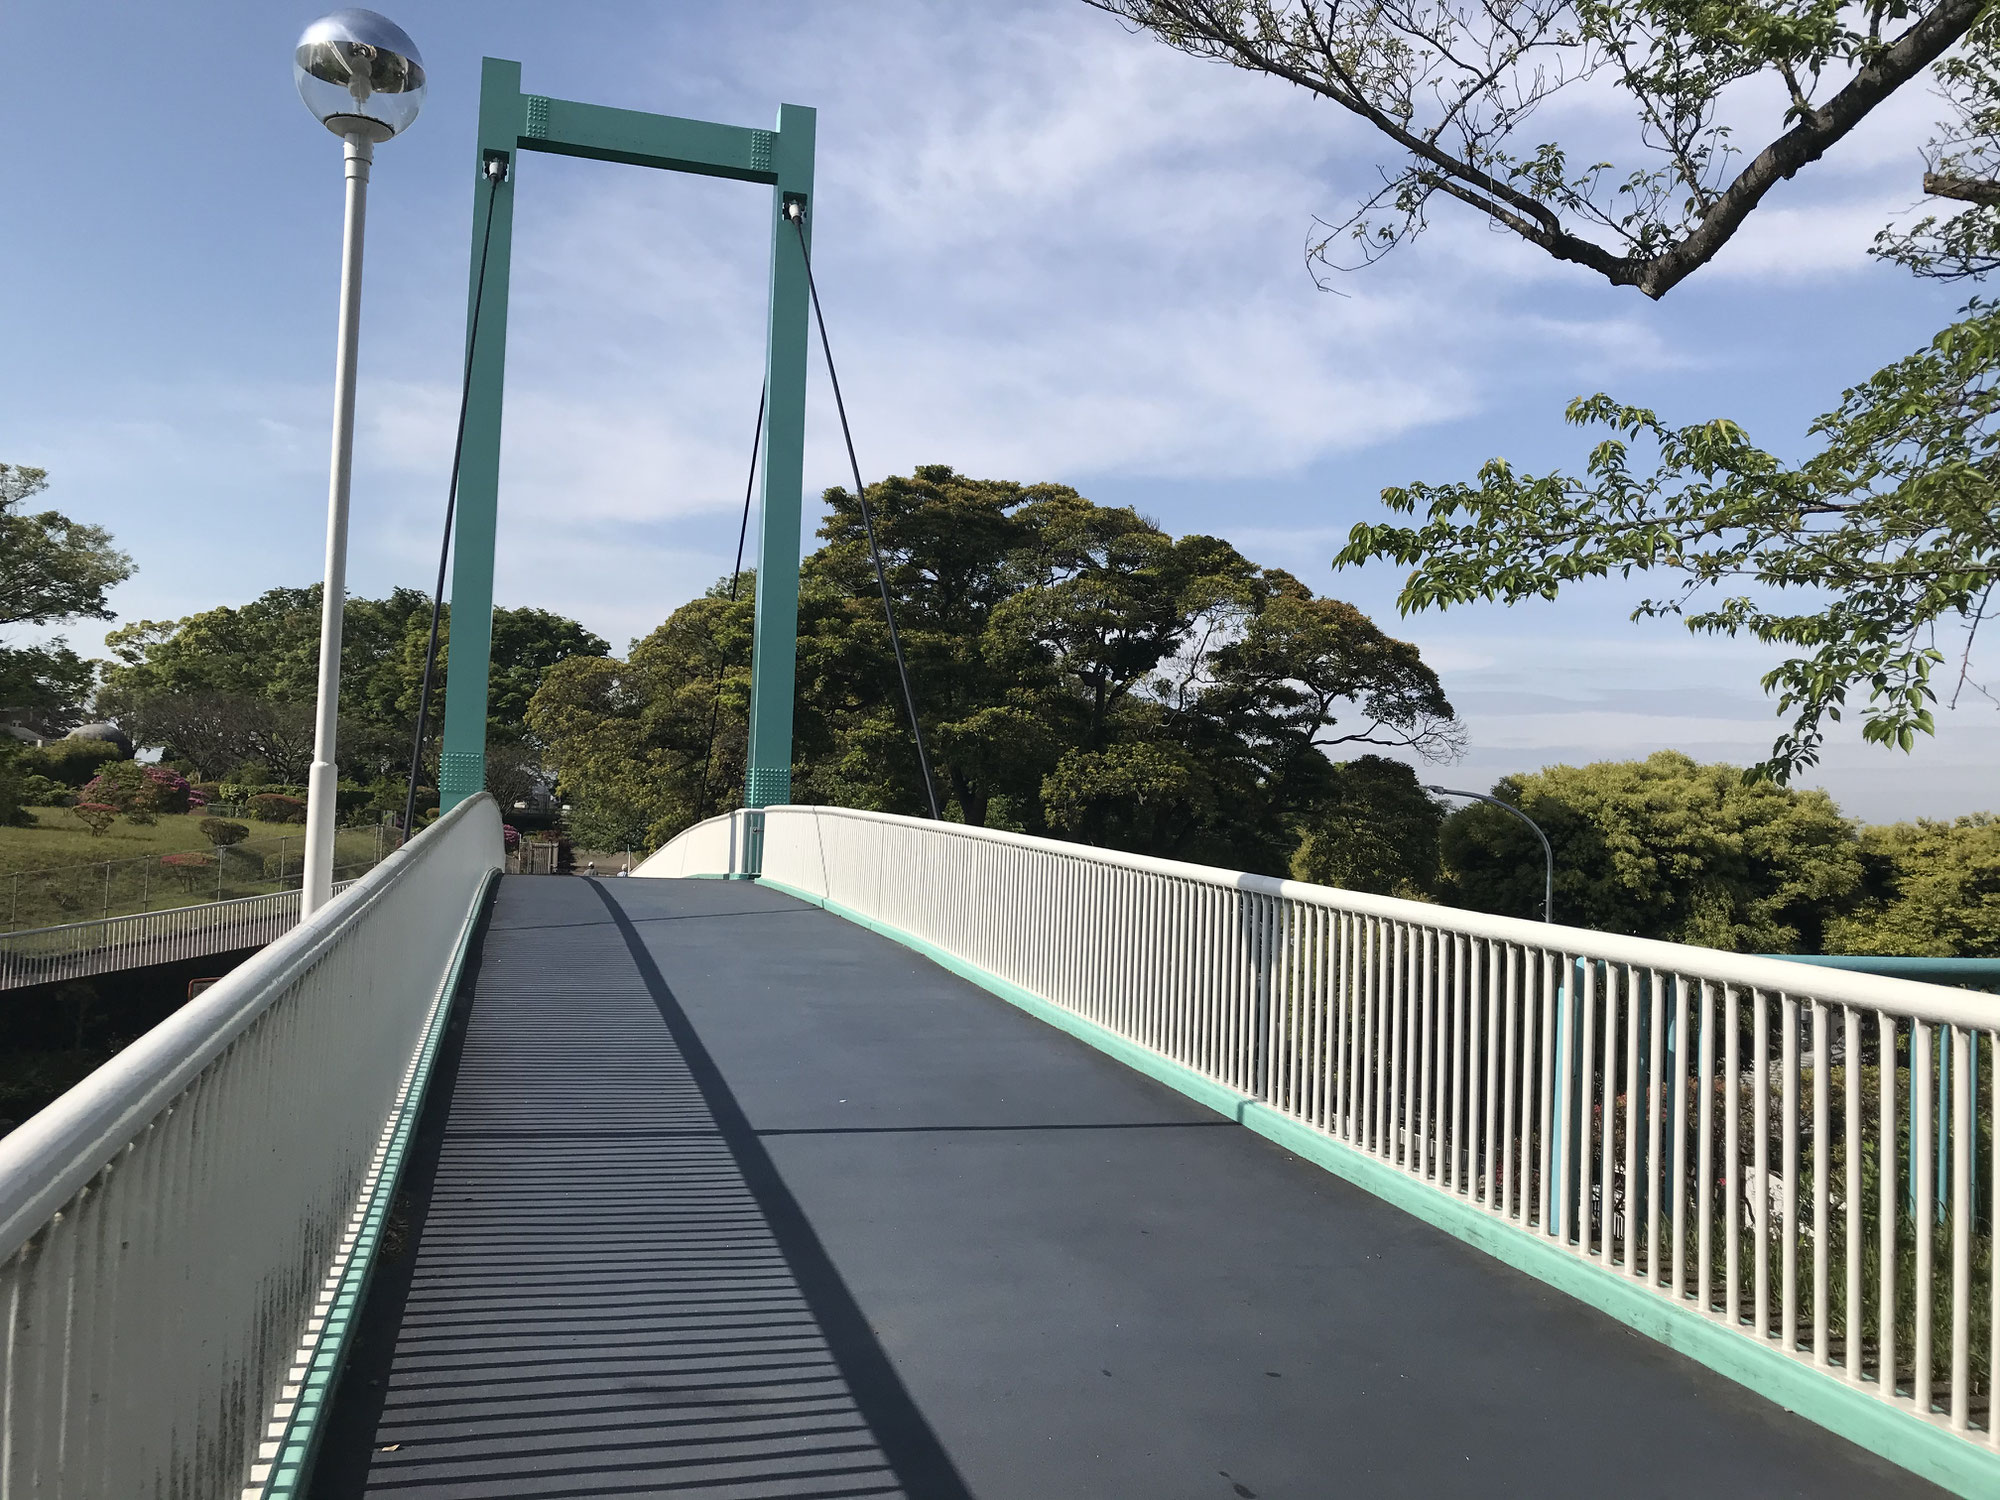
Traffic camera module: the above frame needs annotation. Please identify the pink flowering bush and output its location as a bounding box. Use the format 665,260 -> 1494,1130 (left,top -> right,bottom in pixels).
81,762 -> 159,822
142,765 -> 193,815
502,824 -> 522,852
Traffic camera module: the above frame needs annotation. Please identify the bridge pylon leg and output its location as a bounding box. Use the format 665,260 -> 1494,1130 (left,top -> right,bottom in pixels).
438,58 -> 521,813
743,108 -> 815,811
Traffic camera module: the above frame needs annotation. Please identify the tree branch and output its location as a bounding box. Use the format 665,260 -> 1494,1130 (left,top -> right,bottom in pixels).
1085,0 -> 1988,297
1924,169 -> 2000,204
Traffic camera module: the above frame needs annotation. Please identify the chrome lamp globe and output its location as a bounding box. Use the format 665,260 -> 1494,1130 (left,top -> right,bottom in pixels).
294,10 -> 425,916
295,9 -> 427,141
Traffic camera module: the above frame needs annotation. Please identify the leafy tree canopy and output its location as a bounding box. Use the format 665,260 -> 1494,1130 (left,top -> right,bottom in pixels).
1290,752 -> 1444,895
98,586 -> 607,790
1824,812 -> 2000,955
1086,0 -> 1984,297
531,465 -> 1462,871
0,464 -> 134,732
1439,749 -> 1861,949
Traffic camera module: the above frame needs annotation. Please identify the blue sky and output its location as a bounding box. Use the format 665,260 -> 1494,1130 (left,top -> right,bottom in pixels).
2,2 -> 1992,820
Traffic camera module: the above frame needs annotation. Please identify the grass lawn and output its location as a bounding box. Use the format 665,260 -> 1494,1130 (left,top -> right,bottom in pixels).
1,809 -> 390,932
1,807 -> 231,873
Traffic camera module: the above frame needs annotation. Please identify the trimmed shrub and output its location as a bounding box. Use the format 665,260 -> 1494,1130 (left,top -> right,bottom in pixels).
200,818 -> 250,847
71,802 -> 119,836
20,774 -> 72,807
224,780 -> 304,804
23,739 -> 122,788
501,823 -> 522,853
249,793 -> 308,825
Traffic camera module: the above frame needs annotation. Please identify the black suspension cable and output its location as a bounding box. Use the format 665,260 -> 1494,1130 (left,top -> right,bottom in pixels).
786,202 -> 941,819
693,383 -> 766,821
402,155 -> 507,844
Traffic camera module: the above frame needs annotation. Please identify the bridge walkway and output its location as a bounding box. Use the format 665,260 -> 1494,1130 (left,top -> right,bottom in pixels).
309,874 -> 1943,1499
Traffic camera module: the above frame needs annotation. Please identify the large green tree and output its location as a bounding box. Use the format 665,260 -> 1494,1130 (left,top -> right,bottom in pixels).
532,465 -> 1462,871
1290,753 -> 1444,895
1439,750 -> 1861,949
99,587 -> 607,792
1085,0 -> 1983,297
0,463 -> 134,732
1824,813 -> 2000,955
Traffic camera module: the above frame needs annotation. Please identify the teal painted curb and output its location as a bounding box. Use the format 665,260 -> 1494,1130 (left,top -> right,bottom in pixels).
261,869 -> 500,1499
760,876 -> 2000,1500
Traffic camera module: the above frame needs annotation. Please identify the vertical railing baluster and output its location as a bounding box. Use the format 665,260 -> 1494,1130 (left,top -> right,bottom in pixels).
1600,964 -> 1620,1262
1457,936 -> 1473,1197
1951,1023 -> 1971,1431
1388,925 -> 1404,1165
1915,1018 -> 1934,1413
1755,989 -> 1771,1339
1782,996 -> 1799,1350
1540,951 -> 1558,1237
1419,930 -> 1435,1178
1506,947 -> 1523,1221
1881,1013 -> 1899,1397
1844,1005 -> 1862,1384
1989,1028 -> 1998,1446
1484,940 -> 1502,1210
1334,914 -> 1352,1140
1813,1000 -> 1830,1368
1577,958 -> 1595,1252
1623,966 -> 1640,1276
1646,970 -> 1663,1286
1726,985 -> 1741,1324
1698,982 -> 1715,1310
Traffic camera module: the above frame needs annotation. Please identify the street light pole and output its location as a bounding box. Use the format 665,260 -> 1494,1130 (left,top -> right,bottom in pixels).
1426,784 -> 1556,923
293,9 -> 427,916
301,130 -> 373,917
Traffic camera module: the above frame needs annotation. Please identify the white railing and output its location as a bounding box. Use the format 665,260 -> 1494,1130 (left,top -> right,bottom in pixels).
650,804 -> 2000,1462
0,793 -> 504,1499
632,809 -> 757,879
0,880 -> 359,990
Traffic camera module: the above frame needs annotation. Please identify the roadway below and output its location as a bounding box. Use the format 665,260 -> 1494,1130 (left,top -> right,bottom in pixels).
310,874 -> 1945,1499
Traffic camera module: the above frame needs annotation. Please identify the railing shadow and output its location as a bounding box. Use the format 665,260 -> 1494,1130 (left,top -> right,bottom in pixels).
310,877 -> 969,1500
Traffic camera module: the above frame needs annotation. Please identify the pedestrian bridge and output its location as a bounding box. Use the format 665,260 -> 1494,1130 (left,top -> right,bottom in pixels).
1,795 -> 1994,1498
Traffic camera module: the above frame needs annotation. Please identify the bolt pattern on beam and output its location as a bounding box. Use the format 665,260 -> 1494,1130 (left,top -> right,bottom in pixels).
744,765 -> 791,808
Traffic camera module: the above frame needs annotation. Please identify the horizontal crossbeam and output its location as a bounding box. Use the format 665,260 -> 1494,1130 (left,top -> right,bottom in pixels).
508,92 -> 781,183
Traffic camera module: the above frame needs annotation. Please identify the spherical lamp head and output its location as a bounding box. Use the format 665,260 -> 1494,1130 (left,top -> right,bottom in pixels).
295,9 -> 426,143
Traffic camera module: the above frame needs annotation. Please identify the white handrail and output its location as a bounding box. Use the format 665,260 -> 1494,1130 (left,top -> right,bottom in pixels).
647,803 -> 2000,1460
631,809 -> 754,879
0,880 -> 359,990
773,804 -> 1999,1027
0,792 -> 504,1497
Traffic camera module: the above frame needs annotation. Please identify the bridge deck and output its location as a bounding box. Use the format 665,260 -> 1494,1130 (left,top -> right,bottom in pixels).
311,875 -> 1942,1499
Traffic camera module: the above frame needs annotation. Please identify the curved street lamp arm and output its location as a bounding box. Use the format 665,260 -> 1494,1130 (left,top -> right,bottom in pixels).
1425,785 -> 1555,923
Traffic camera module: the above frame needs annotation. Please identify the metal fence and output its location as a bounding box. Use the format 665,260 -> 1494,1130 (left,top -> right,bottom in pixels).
0,880 -> 359,990
0,793 -> 503,1498
647,805 -> 2000,1461
4,825 -> 394,934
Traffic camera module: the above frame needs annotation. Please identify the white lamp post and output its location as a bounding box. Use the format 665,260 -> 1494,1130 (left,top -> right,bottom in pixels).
294,9 -> 425,916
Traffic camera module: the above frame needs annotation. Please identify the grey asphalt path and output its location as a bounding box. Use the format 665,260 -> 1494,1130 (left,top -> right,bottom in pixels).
311,874 -> 1947,1500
